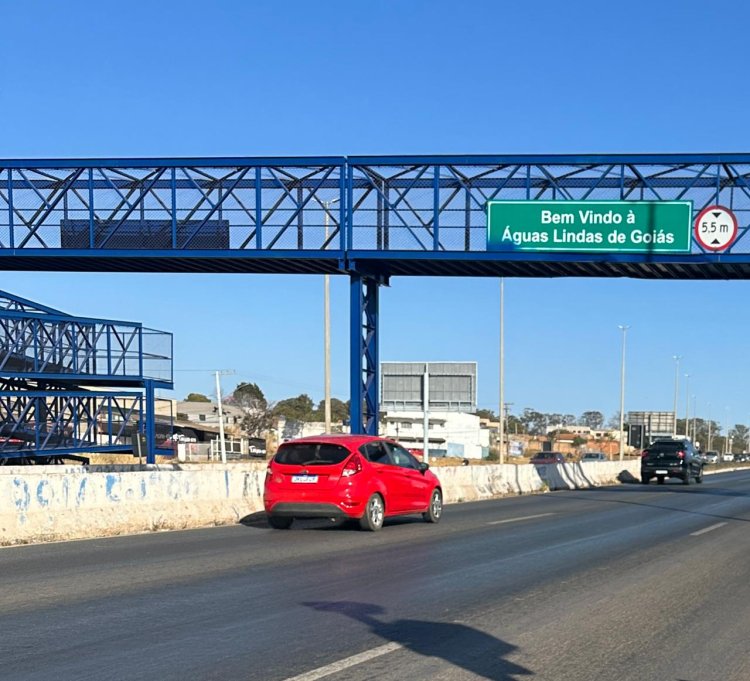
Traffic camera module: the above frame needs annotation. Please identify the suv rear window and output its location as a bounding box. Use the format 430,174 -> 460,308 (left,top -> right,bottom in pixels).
649,442 -> 685,453
274,443 -> 351,466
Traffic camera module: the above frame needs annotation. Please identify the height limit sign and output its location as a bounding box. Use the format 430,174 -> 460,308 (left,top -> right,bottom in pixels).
694,205 -> 738,251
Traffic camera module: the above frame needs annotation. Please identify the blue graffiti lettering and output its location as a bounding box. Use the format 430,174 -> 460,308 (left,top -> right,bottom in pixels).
76,478 -> 87,505
105,474 -> 120,502
13,478 -> 30,512
36,480 -> 53,507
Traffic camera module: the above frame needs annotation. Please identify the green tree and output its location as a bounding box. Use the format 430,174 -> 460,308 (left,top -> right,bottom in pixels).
547,413 -> 563,428
606,411 -> 621,429
579,410 -> 605,429
520,408 -> 546,436
185,392 -> 211,403
311,398 -> 349,422
274,394 -> 315,422
475,408 -> 497,421
233,382 -> 267,410
242,402 -> 276,437
506,414 -> 525,434
730,424 -> 750,452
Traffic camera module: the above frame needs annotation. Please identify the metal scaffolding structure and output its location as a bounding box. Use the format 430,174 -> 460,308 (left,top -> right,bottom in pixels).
0,290 -> 172,463
2,153 -> 750,435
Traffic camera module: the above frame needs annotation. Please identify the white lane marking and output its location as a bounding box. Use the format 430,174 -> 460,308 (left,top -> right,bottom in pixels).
487,512 -> 556,525
690,522 -> 727,536
282,642 -> 402,681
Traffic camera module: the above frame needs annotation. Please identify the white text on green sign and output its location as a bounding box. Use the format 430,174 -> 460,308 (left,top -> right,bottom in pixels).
487,201 -> 692,253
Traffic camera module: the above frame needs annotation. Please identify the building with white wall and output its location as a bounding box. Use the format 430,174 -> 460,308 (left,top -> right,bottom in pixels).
381,410 -> 490,459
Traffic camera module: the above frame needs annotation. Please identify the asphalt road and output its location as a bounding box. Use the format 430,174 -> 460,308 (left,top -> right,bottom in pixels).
2,470 -> 750,681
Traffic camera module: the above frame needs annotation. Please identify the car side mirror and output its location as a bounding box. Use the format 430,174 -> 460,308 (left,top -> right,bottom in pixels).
419,462 -> 430,474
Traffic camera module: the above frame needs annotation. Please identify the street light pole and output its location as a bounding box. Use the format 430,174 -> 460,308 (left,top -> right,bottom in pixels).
499,278 -> 505,465
691,395 -> 697,442
322,198 -> 339,433
672,355 -> 681,437
725,407 -> 731,456
618,325 -> 630,463
684,374 -> 690,438
707,402 -> 712,451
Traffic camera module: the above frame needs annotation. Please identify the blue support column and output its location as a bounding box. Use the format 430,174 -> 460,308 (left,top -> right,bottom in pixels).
349,274 -> 380,435
145,379 -> 156,464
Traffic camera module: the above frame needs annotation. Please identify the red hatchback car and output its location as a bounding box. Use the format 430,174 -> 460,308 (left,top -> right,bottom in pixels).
263,434 -> 443,531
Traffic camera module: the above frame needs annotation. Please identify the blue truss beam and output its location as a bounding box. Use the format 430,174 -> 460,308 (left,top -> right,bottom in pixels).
0,293 -> 173,462
4,155 -> 750,265
0,310 -> 172,386
0,389 -> 145,455
0,290 -> 68,315
350,275 -> 380,435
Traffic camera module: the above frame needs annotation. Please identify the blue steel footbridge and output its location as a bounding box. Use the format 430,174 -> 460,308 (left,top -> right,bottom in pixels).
2,153 -> 750,449
0,290 -> 172,463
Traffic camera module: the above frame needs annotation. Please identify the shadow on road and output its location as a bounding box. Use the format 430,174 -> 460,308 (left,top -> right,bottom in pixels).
303,600 -> 532,680
554,481 -> 750,523
239,512 -> 428,531
239,512 -> 353,531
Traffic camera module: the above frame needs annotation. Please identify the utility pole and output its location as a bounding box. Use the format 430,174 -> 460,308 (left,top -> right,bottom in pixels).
691,395 -> 697,443
176,368 -> 235,463
684,374 -> 690,438
499,278 -> 505,465
707,402 -> 712,451
504,401 -> 514,458
724,407 -> 731,456
672,355 -> 681,437
618,325 -> 630,462
214,369 -> 235,464
322,198 -> 339,433
423,363 -> 430,465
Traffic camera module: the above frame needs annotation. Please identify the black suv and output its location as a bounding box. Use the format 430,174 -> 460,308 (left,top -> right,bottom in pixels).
641,439 -> 704,485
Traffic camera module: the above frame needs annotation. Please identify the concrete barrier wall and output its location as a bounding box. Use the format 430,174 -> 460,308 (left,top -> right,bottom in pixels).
0,460 -> 642,546
0,463 -> 268,545
535,460 -> 641,490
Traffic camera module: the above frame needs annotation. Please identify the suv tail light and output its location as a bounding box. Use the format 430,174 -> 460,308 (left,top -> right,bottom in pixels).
641,450 -> 650,458
342,454 -> 362,477
677,450 -> 685,459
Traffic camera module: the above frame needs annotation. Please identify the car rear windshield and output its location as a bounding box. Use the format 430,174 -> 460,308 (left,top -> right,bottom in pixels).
649,442 -> 685,453
274,443 -> 351,466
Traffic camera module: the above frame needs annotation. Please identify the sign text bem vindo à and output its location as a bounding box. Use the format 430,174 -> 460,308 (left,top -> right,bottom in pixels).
487,201 -> 692,253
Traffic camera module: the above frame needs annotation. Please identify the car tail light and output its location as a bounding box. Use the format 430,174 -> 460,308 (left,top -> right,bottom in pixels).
342,454 -> 362,477
641,450 -> 650,458
677,450 -> 685,459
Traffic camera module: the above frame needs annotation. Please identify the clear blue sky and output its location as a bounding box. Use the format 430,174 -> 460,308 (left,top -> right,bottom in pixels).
1,0 -> 749,428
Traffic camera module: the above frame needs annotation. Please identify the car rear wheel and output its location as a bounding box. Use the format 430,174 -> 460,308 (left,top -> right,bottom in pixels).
423,489 -> 443,523
696,468 -> 704,484
641,475 -> 650,485
360,493 -> 385,532
682,472 -> 691,485
657,476 -> 665,485
268,515 -> 293,530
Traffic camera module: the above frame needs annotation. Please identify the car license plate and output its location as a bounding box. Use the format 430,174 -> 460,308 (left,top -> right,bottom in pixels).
655,469 -> 668,475
292,475 -> 318,483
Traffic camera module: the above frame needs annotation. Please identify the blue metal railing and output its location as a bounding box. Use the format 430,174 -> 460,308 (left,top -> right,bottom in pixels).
2,154 -> 750,259
0,310 -> 172,385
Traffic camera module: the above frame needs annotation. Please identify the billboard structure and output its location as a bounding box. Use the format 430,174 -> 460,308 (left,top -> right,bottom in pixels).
380,362 -> 477,413
627,411 -> 675,448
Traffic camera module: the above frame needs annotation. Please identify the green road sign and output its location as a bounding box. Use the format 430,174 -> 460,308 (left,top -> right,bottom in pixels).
487,200 -> 692,253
